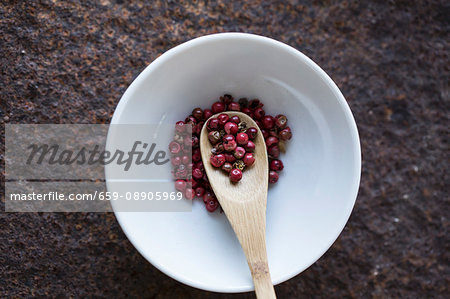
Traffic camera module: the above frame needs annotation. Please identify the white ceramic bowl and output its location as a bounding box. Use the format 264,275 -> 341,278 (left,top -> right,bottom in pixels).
107,33 -> 361,293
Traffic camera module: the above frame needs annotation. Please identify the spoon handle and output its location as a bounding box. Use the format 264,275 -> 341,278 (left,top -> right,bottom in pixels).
227,201 -> 276,299
253,271 -> 276,299
249,250 -> 276,299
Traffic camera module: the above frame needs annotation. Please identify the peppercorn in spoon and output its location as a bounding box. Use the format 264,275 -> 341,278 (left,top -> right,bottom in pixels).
200,111 -> 276,299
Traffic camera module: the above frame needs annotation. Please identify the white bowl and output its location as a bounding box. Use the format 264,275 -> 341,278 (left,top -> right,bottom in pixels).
107,33 -> 361,293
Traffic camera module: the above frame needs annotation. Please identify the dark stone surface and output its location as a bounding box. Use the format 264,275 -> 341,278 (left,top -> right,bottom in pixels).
1,0 -> 448,298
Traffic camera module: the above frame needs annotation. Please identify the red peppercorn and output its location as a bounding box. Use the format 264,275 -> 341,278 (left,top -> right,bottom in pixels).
174,172 -> 182,180
253,107 -> 265,120
243,153 -> 255,167
265,136 -> 279,148
192,150 -> 201,163
203,191 -> 215,204
234,146 -> 246,159
222,162 -> 233,173
236,133 -> 248,145
203,109 -> 213,120
195,187 -> 205,198
217,113 -> 230,126
175,121 -> 185,133
212,101 -> 226,114
202,180 -> 210,190
171,156 -> 182,166
175,165 -> 187,179
174,180 -> 187,192
184,135 -> 193,147
224,122 -> 239,135
241,107 -> 252,116
279,127 -> 292,141
193,122 -> 204,135
261,129 -> 269,139
228,102 -> 240,111
210,154 -> 226,167
246,127 -> 258,140
224,153 -> 236,163
214,142 -> 225,153
275,114 -> 288,129
236,132 -> 249,145
230,115 -> 240,124
269,129 -> 278,137
245,141 -> 255,152
211,146 -> 218,155
192,107 -> 203,120
223,134 -> 235,143
229,168 -> 243,183
185,188 -> 195,200
208,131 -> 221,144
192,168 -> 203,180
169,141 -> 181,154
220,94 -> 233,104
201,181 -> 210,190
238,98 -> 248,107
195,161 -> 204,171
268,171 -> 279,183
188,178 -> 198,189
249,98 -> 263,109
270,159 -> 284,171
206,198 -> 219,212
202,173 -> 209,182
193,135 -> 199,147
185,115 -> 197,125
261,115 -> 274,129
200,179 -> 209,190
268,145 -> 280,158
223,138 -> 237,152
206,118 -> 219,131
182,155 -> 190,164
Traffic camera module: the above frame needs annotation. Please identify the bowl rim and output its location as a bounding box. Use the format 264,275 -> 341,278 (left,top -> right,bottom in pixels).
107,32 -> 361,293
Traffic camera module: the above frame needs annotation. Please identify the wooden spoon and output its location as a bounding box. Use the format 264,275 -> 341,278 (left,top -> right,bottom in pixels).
200,111 -> 276,299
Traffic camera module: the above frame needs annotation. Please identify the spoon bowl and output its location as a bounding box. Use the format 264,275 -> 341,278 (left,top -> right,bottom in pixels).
200,112 -> 276,298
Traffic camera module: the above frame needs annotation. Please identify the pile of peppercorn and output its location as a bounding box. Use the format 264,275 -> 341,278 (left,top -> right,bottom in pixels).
170,94 -> 292,212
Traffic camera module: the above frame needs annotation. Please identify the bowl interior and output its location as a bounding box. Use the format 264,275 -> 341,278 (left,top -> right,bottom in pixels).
108,33 -> 361,293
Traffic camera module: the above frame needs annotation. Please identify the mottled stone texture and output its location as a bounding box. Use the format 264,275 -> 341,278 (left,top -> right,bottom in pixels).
0,0 -> 448,298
